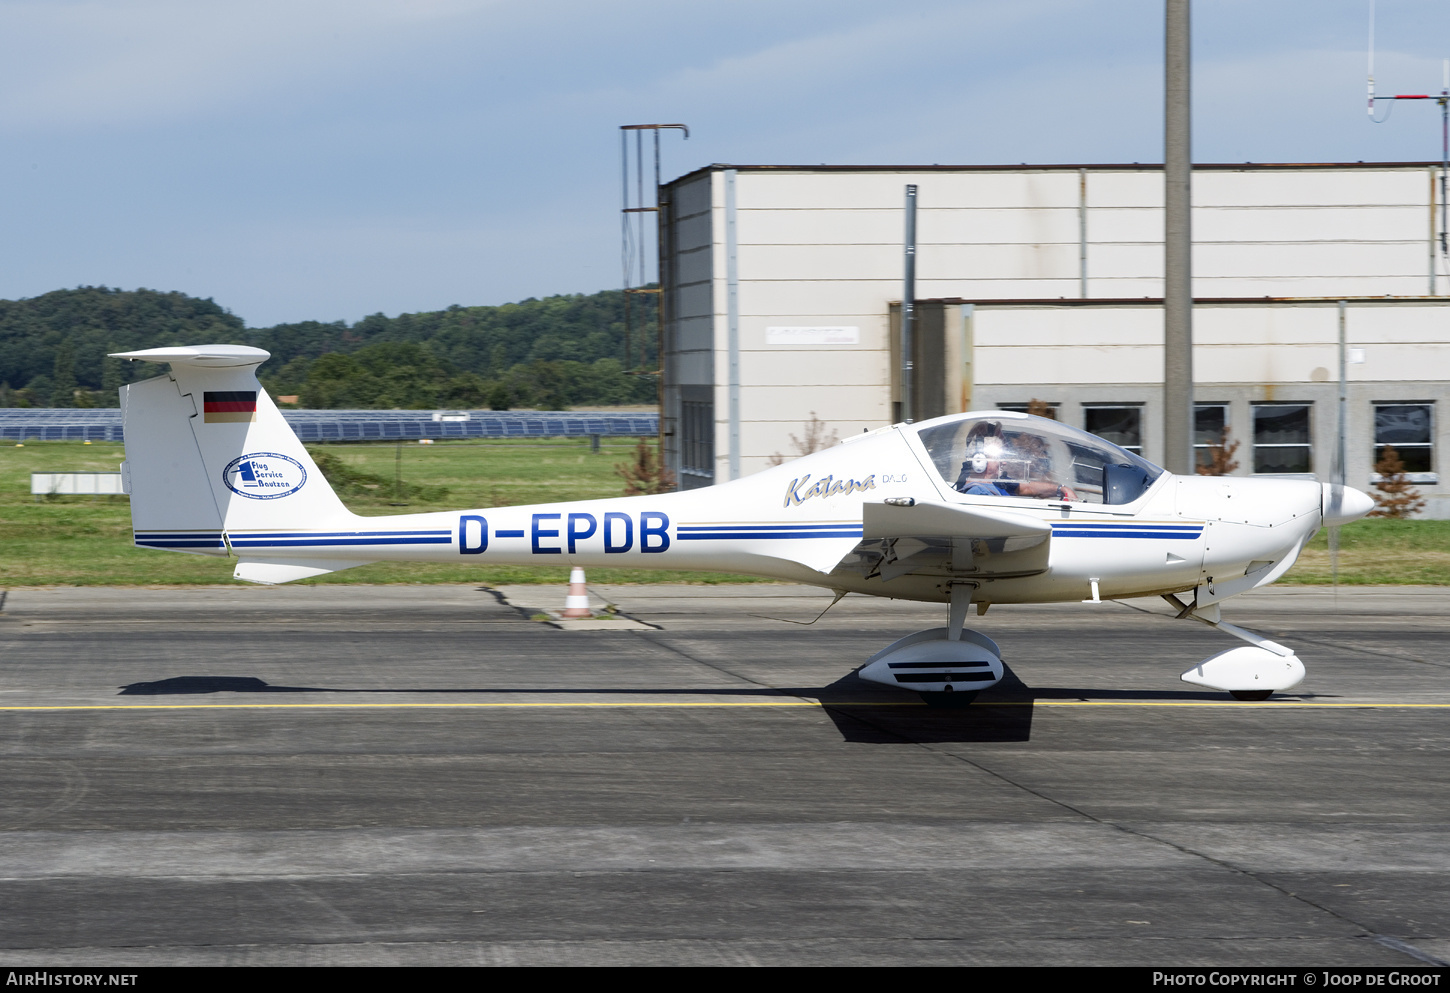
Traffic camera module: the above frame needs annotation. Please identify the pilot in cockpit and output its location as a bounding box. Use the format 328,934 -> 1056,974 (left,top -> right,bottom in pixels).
953,420 -> 1079,501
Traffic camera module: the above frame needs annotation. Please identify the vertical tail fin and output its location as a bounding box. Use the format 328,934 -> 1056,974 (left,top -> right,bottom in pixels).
114,345 -> 354,575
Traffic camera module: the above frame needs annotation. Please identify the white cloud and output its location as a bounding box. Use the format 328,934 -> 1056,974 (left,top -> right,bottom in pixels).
624,0 -> 1083,108
0,0 -> 501,128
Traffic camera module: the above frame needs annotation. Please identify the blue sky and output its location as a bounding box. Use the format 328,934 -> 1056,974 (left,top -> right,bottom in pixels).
0,0 -> 1446,326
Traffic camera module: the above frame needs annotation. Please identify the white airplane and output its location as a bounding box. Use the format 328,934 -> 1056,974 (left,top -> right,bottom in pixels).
112,344 -> 1375,705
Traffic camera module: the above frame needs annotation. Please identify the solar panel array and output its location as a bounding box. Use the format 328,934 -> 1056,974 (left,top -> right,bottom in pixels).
0,408 -> 658,443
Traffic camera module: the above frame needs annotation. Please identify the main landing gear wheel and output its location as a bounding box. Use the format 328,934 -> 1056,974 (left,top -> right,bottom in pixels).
919,690 -> 979,708
1182,647 -> 1305,700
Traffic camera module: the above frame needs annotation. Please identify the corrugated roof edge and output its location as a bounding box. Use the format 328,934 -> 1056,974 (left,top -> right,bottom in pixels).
919,296 -> 1450,307
668,161 -> 1446,186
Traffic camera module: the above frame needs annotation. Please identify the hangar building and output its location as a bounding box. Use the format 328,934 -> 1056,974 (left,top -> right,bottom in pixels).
657,162 -> 1450,516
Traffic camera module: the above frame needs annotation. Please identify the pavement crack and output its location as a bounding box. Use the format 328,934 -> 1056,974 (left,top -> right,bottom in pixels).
831,703 -> 1448,968
477,586 -> 537,623
1269,633 -> 1450,671
632,634 -> 796,697
1100,822 -> 1450,966
1112,597 -> 1450,670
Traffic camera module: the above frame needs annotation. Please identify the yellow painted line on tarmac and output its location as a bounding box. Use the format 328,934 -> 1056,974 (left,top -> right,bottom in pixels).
0,701 -> 829,712
1025,700 -> 1450,709
0,699 -> 1447,713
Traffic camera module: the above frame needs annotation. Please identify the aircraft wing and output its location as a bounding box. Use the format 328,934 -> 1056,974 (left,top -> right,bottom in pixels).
862,499 -> 1051,540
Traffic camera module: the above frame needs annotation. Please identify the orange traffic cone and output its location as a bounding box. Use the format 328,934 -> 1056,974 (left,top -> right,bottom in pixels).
562,566 -> 592,618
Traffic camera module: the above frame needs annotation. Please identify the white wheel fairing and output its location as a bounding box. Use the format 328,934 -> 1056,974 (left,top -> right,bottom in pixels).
858,628 -> 1005,694
1181,645 -> 1306,693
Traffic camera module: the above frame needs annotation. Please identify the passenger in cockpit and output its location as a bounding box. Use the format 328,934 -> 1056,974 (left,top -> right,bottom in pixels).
953,420 -> 1078,501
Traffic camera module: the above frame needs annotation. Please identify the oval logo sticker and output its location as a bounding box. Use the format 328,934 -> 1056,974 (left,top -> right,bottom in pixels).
223,453 -> 307,500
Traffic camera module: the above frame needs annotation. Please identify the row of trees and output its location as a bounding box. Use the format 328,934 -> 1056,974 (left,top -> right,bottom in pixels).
0,286 -> 660,409
263,342 -> 653,410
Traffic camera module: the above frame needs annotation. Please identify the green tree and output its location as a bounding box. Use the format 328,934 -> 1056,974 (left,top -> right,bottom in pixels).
0,285 -> 658,409
51,341 -> 76,407
0,286 -> 245,404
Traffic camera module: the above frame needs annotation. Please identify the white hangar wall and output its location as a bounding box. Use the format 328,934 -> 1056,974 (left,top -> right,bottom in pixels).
659,163 -> 1450,515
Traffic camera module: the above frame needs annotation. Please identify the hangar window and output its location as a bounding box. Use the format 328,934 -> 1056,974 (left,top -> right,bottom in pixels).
1373,403 -> 1435,482
1083,405 -> 1143,455
1252,404 -> 1312,475
1194,404 -> 1231,472
679,400 -> 714,485
997,402 -> 1058,420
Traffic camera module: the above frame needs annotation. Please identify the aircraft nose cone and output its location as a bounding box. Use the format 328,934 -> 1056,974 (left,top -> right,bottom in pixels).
1322,483 -> 1376,526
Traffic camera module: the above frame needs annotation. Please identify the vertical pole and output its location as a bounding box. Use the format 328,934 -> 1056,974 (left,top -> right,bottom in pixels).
394,440 -> 402,503
1333,300 -> 1348,591
654,130 -> 667,477
1079,168 -> 1089,298
653,129 -> 661,202
903,185 -> 918,424
961,303 -> 975,413
1367,0 -> 1377,117
1440,69 -> 1448,273
621,130 -> 631,370
636,130 -> 646,292
726,169 -> 741,481
1336,301 -> 1348,489
1432,169 -> 1439,297
621,131 -> 630,287
1163,0 -> 1194,474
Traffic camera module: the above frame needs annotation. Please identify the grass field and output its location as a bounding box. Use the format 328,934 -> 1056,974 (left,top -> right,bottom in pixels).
1282,517 -> 1450,584
2,439 -> 1444,585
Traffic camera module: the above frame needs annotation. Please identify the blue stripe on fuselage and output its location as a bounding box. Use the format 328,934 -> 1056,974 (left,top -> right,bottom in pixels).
1051,521 -> 1203,540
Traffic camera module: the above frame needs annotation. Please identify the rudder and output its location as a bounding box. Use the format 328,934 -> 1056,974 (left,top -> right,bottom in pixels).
115,345 -> 355,574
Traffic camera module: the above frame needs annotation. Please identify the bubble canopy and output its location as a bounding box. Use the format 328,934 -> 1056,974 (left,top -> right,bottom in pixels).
913,412 -> 1165,506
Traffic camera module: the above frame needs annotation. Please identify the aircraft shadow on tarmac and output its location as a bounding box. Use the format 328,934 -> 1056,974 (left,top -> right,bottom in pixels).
117,668 -> 1262,745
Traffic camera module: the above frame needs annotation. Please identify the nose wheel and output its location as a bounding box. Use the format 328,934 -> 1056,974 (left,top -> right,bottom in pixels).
1176,617 -> 1305,701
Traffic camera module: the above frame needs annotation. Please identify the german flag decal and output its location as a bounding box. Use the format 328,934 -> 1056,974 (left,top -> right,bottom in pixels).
204,391 -> 258,423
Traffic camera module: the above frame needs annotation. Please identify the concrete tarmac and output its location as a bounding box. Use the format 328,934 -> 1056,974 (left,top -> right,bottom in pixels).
0,582 -> 1447,967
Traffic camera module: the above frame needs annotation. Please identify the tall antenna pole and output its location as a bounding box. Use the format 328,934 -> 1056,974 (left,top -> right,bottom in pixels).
902,185 -> 918,424
1368,0 -> 1377,117
1164,0 -> 1194,474
1364,4 -> 1449,294
621,130 -> 632,371
1441,59 -> 1448,263
618,124 -> 689,480
636,129 -> 646,292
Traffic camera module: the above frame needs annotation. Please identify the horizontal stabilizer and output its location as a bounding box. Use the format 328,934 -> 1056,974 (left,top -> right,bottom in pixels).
110,345 -> 271,369
863,500 -> 1050,540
